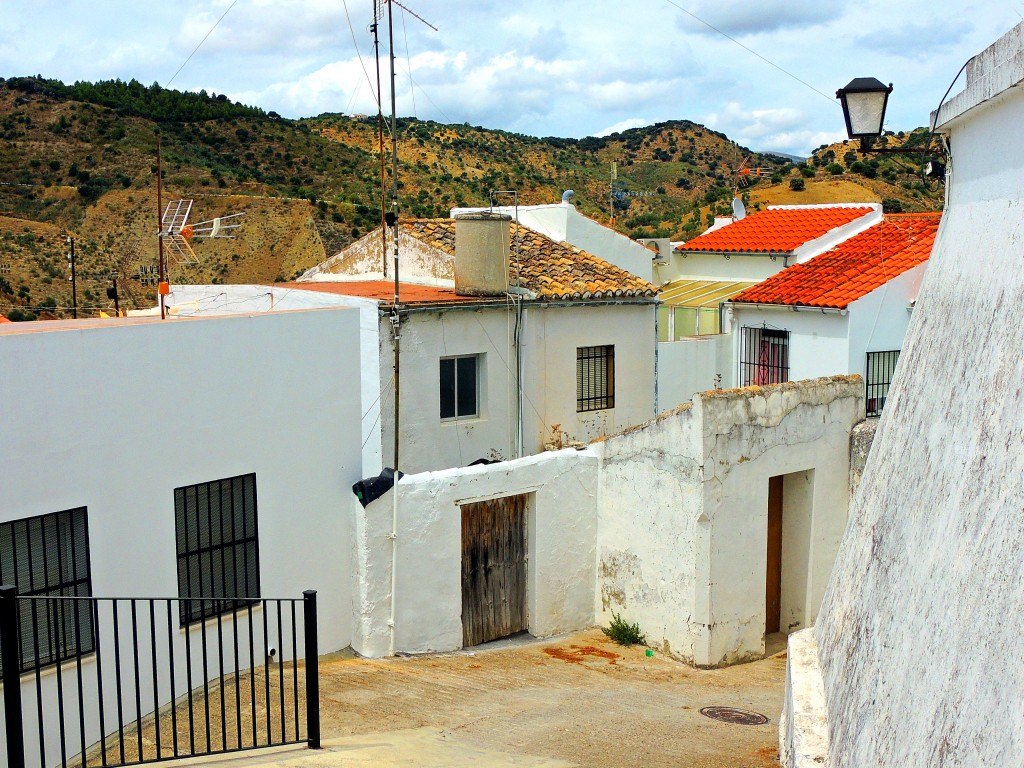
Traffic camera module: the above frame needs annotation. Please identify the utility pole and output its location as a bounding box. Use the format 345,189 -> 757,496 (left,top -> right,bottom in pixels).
107,278 -> 120,317
66,235 -> 77,319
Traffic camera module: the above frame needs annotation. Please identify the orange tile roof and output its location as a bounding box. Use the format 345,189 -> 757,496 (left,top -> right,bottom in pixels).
676,205 -> 875,254
281,281 -> 479,304
731,214 -> 939,309
398,219 -> 656,301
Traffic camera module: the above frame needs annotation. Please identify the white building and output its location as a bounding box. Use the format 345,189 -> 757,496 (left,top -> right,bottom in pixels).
297,214 -> 659,474
350,375 -> 864,667
0,309 -> 364,768
657,204 -> 881,407
781,22 -> 1024,767
450,197 -> 657,283
727,213 -> 938,415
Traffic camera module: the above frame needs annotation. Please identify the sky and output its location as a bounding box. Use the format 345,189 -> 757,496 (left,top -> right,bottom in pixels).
0,1 -> 1018,157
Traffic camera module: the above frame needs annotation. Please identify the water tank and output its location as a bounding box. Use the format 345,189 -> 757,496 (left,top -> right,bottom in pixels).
454,212 -> 511,297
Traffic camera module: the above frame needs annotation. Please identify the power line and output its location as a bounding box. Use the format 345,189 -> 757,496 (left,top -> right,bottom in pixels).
342,0 -> 382,110
166,0 -> 241,89
661,0 -> 838,107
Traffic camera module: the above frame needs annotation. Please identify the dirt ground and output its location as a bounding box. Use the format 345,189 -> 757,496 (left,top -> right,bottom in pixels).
315,629 -> 785,768
107,629 -> 785,768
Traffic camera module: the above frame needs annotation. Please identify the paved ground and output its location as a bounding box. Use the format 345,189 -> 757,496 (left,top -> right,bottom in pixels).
311,628 -> 785,767
144,629 -> 786,768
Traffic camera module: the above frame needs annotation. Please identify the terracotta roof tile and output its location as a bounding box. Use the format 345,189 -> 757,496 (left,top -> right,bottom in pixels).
731,214 -> 940,309
677,205 -> 875,254
280,281 -> 474,304
400,219 -> 656,301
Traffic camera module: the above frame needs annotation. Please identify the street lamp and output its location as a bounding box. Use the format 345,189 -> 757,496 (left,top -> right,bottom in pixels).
836,77 -> 943,164
836,77 -> 892,150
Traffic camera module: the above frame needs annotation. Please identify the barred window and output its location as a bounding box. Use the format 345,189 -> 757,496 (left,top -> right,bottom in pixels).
739,327 -> 789,386
175,474 -> 260,626
0,508 -> 94,674
440,355 -> 479,419
866,350 -> 900,417
577,345 -> 615,412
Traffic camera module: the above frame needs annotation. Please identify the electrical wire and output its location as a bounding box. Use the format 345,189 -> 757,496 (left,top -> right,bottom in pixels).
400,8 -> 417,117
660,0 -> 838,107
342,0 -> 382,110
166,0 -> 241,89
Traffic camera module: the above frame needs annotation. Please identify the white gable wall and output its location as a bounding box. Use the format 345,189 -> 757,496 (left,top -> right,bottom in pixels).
452,203 -> 655,282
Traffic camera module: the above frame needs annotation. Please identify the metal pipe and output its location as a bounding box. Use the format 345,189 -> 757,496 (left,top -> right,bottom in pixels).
302,591 -> 320,749
1,585 -> 26,768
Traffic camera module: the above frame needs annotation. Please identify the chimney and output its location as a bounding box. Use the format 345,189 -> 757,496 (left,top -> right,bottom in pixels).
454,212 -> 511,297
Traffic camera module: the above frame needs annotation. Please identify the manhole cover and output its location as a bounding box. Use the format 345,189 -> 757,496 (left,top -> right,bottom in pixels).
699,706 -> 769,726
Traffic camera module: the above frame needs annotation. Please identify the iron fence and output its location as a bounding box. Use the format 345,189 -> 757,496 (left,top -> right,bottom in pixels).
1,587 -> 319,768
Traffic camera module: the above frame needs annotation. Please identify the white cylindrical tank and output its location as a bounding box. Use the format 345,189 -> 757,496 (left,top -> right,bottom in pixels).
454,212 -> 511,297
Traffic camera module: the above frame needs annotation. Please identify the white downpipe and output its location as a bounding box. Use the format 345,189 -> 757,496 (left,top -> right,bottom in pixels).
388,480 -> 398,656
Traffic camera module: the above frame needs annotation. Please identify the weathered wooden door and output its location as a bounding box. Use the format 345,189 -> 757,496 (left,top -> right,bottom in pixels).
461,494 -> 528,647
766,475 -> 784,634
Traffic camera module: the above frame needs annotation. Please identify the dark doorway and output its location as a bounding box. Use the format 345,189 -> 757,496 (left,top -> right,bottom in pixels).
766,475 -> 784,635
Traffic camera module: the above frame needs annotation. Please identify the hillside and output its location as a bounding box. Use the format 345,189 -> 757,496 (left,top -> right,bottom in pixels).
0,76 -> 943,320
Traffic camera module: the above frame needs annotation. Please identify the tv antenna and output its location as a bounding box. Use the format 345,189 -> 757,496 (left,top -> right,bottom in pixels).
731,156 -> 765,187
161,199 -> 244,277
107,238 -> 146,314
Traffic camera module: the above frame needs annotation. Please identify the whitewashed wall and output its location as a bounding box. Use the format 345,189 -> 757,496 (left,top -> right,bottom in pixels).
846,265 -> 924,371
597,377 -> 863,667
596,403 -> 704,661
657,335 -> 734,410
785,22 -> 1024,767
379,301 -> 657,474
0,309 -> 363,768
730,306 -> 850,384
351,449 -> 598,657
159,285 -> 385,475
699,380 -> 861,665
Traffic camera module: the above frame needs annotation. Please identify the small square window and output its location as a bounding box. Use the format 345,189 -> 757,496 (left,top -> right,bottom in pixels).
577,345 -> 615,412
440,355 -> 479,419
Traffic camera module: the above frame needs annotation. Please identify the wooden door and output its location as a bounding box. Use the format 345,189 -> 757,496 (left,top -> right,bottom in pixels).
766,476 -> 784,634
461,494 -> 528,647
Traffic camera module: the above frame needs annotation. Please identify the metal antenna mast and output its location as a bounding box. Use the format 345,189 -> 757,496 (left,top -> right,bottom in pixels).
373,0 -> 436,659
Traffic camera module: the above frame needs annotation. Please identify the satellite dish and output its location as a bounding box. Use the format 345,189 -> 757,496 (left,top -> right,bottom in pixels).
731,197 -> 747,220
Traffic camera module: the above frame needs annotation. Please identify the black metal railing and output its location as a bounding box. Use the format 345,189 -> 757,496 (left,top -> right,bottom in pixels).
1,586 -> 320,768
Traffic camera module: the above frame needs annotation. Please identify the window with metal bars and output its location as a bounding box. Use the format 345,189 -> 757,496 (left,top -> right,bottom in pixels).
739,326 -> 790,386
440,355 -> 479,419
174,473 -> 260,626
577,345 -> 615,412
0,507 -> 94,674
866,350 -> 900,417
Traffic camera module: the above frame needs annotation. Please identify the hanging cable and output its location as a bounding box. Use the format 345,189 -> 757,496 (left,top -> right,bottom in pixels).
660,0 -> 837,106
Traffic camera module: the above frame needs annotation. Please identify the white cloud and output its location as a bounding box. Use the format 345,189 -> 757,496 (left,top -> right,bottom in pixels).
704,101 -> 844,155
596,118 -> 648,137
673,0 -> 846,36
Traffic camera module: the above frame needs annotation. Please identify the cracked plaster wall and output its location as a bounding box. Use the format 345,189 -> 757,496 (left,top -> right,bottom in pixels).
596,377 -> 862,667
352,449 -> 598,657
803,26 -> 1024,765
